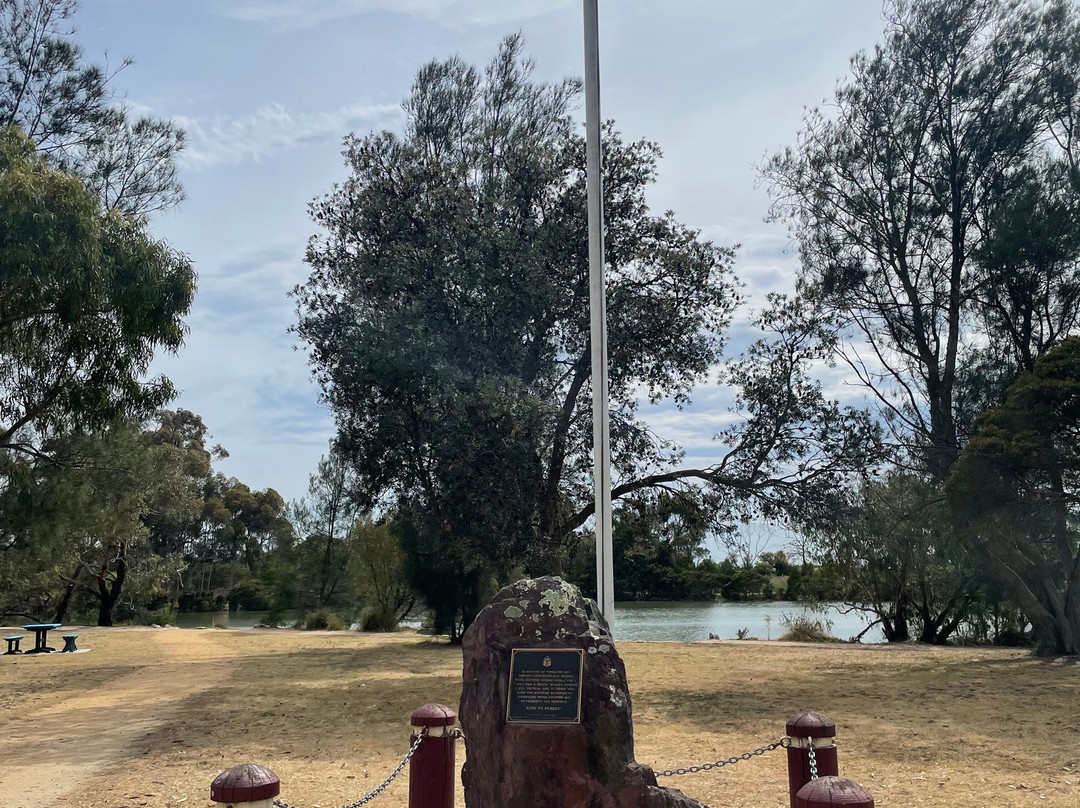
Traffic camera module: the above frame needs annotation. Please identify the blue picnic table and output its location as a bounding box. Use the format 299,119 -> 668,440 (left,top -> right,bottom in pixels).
21,623 -> 62,653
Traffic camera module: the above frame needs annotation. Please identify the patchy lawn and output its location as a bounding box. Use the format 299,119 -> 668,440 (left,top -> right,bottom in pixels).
0,627 -> 1075,807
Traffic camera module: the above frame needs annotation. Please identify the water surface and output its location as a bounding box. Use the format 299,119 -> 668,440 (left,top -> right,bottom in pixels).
613,601 -> 883,643
175,601 -> 884,643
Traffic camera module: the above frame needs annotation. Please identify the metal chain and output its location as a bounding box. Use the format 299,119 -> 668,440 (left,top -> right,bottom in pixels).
808,738 -> 819,781
272,728 -> 427,808
655,737 -> 789,778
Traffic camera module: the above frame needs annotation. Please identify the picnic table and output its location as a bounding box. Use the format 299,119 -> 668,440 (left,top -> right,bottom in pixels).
21,623 -> 62,653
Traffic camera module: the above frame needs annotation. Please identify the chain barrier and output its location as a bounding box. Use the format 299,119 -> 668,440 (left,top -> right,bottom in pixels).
272,727 -> 427,808
808,738 -> 818,781
655,736 -> 789,778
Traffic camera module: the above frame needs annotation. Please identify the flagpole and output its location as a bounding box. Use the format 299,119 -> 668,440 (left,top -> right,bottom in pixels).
583,0 -> 614,631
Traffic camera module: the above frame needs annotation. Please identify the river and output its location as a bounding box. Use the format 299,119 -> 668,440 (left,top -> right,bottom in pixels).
175,600 -> 884,643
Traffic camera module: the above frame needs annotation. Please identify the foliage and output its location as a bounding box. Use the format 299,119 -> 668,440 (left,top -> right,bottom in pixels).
395,505 -> 490,642
138,410 -> 291,611
0,127 -> 194,459
564,502 -> 847,604
715,556 -> 777,601
289,451 -> 358,608
764,0 -> 1080,649
778,613 -> 840,643
764,0 -> 1080,480
0,419 -> 191,625
143,604 -> 177,626
302,608 -> 348,631
1,0 -> 185,214
296,37 -> 882,634
948,337 -> 1080,655
0,410 -> 293,624
348,518 -> 415,631
228,578 -> 270,612
599,493 -> 720,601
811,472 -> 980,644
358,604 -> 398,632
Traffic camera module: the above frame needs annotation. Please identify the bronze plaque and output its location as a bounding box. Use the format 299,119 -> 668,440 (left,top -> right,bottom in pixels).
505,648 -> 584,724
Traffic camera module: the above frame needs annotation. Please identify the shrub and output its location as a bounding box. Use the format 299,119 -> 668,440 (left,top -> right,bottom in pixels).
264,604 -> 286,627
145,605 -> 177,626
358,605 -> 399,632
228,579 -> 271,611
777,613 -> 841,643
304,608 -> 348,631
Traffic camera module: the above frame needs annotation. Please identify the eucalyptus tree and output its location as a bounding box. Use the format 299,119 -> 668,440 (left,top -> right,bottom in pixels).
0,0 -> 185,214
814,471 -> 980,644
295,36 -> 879,634
949,337 -> 1080,656
0,127 -> 194,459
290,450 -> 359,608
2,419 -> 192,626
764,0 -> 1080,479
764,0 -> 1080,645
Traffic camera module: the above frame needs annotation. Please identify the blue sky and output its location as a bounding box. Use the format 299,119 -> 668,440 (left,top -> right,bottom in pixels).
69,1 -> 888,508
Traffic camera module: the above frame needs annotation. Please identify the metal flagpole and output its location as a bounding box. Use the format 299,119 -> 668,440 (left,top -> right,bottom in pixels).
583,0 -> 614,630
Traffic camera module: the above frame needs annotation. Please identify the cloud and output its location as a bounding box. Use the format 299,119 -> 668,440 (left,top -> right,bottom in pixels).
176,101 -> 401,169
149,240 -> 335,499
210,0 -> 575,30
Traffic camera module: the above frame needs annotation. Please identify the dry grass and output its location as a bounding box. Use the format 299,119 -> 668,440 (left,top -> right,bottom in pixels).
0,626 -> 1076,807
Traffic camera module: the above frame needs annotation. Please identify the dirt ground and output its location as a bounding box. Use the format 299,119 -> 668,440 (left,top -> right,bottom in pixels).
0,626 -> 1076,808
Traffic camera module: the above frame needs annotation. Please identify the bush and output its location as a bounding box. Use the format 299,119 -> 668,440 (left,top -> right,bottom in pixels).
777,613 -> 841,643
144,605 -> 177,626
264,604 -> 286,627
228,579 -> 271,611
303,608 -> 348,631
358,605 -> 399,632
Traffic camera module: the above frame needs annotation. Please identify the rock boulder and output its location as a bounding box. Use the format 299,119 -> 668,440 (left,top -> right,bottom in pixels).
460,577 -> 704,808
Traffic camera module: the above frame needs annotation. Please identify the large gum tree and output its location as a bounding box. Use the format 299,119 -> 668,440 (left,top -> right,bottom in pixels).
0,127 -> 194,458
764,0 -> 1080,480
295,36 -> 878,636
764,0 -> 1080,649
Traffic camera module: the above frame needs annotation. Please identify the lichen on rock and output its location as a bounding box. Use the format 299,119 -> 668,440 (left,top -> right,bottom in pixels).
459,576 -> 706,808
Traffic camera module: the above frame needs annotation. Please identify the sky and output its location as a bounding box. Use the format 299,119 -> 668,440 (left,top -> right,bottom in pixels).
68,0 -> 890,512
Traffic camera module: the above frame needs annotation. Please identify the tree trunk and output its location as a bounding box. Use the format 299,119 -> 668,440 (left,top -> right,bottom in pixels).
880,595 -> 910,642
52,562 -> 84,624
1030,600 -> 1080,657
96,544 -> 128,627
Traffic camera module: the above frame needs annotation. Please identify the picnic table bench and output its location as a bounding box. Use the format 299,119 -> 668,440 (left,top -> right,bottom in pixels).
21,623 -> 62,653
4,634 -> 23,654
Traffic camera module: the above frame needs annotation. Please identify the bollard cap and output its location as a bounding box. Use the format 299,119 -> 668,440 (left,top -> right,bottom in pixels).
786,710 -> 836,738
411,703 -> 457,727
211,764 -> 281,803
795,776 -> 874,807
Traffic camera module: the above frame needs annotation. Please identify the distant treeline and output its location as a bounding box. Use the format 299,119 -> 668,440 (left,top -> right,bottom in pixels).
566,546 -> 842,603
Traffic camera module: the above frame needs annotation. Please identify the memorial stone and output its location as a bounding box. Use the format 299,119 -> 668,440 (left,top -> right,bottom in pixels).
460,576 -> 705,808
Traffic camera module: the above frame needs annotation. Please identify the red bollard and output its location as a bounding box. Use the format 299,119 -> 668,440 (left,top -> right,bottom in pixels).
210,763 -> 280,808
795,776 -> 874,807
409,703 -> 458,808
786,711 -> 839,808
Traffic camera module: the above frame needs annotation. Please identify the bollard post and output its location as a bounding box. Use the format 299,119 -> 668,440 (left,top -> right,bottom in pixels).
786,711 -> 839,808
409,703 -> 457,808
211,763 -> 280,808
795,776 -> 874,807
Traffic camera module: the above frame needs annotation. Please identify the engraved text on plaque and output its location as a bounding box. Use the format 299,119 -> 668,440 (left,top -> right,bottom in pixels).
505,648 -> 584,724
